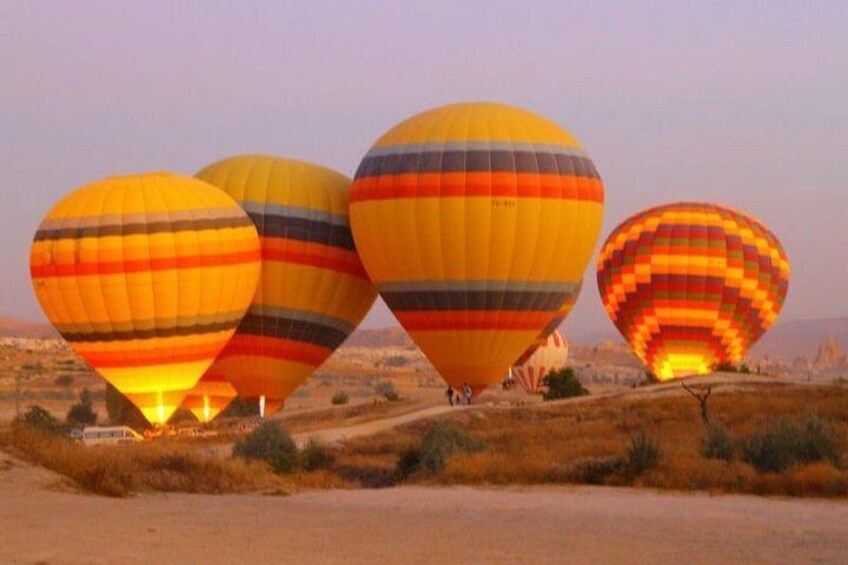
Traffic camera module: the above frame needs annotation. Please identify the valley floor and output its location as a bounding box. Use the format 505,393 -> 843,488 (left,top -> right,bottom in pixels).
2,453 -> 847,564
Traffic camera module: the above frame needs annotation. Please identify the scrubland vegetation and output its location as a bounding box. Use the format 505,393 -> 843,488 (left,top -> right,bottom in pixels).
3,381 -> 847,499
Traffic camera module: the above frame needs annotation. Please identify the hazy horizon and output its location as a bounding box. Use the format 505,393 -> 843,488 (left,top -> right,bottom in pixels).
2,1 -> 846,336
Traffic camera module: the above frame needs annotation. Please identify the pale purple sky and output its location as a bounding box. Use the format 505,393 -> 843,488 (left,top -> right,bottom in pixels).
2,1 -> 846,336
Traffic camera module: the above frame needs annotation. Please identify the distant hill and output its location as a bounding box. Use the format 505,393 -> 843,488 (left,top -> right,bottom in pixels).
750,316 -> 848,360
0,316 -> 58,339
344,327 -> 414,349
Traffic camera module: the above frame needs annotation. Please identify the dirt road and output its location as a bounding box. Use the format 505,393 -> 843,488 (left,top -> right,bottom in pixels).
2,452 -> 846,564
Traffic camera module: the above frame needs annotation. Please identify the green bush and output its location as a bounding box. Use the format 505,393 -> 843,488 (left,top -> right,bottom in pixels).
626,431 -> 660,477
541,368 -> 588,401
233,421 -> 298,474
700,423 -> 735,462
300,438 -> 336,471
66,388 -> 97,426
17,405 -> 64,434
376,381 -> 401,402
331,391 -> 349,406
566,455 -> 627,484
740,414 -> 841,473
54,374 -> 74,387
414,421 -> 485,475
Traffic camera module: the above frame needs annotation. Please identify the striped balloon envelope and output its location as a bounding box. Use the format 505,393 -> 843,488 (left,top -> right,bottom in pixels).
514,281 -> 581,366
181,372 -> 238,424
350,102 -> 604,396
597,202 -> 790,381
512,330 -> 569,394
29,173 -> 261,425
197,156 -> 378,416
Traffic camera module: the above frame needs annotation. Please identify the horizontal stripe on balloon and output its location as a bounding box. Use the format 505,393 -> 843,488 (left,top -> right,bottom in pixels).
397,311 -> 554,331
261,239 -> 370,279
376,280 -> 579,293
246,305 -> 356,335
80,341 -> 226,367
33,215 -> 254,241
53,311 -> 249,336
351,173 -> 603,203
218,334 -> 331,367
236,313 -> 350,350
30,249 -> 260,278
241,201 -> 350,227
381,289 -> 570,312
248,212 -> 354,250
60,317 -> 243,343
355,149 -> 600,179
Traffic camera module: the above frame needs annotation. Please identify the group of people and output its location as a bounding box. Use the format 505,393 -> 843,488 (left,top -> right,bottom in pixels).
445,383 -> 473,406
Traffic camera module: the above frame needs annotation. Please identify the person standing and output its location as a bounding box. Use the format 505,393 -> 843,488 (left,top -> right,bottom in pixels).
445,386 -> 455,406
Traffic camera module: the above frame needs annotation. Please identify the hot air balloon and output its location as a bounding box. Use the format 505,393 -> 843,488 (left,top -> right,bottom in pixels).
196,156 -> 378,416
181,372 -> 238,424
350,102 -> 604,396
597,202 -> 789,381
30,172 -> 261,425
512,329 -> 569,394
515,282 -> 581,365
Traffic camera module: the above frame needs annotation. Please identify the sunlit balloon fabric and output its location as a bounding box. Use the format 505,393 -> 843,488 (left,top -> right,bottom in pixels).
181,372 -> 238,424
30,173 -> 261,424
597,202 -> 790,381
197,156 -> 378,415
513,330 -> 569,394
350,102 -> 604,395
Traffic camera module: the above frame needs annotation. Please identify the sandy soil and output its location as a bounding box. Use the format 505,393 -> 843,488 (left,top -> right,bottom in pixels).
2,452 -> 847,564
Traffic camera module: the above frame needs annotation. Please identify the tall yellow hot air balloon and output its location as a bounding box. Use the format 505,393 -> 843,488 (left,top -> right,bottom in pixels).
197,156 -> 378,416
597,202 -> 790,381
350,102 -> 604,396
512,329 -> 569,394
181,372 -> 238,424
30,172 -> 261,425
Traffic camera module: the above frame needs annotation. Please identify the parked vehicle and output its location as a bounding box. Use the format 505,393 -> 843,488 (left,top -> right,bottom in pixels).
77,426 -> 143,446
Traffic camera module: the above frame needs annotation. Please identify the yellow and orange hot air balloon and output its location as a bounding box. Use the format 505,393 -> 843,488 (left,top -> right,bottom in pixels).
181,372 -> 238,424
597,202 -> 790,381
512,329 -> 569,394
350,102 -> 604,396
197,156 -> 378,416
30,172 -> 261,425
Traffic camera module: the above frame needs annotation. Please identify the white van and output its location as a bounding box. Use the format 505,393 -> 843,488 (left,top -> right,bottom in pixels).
78,426 -> 143,446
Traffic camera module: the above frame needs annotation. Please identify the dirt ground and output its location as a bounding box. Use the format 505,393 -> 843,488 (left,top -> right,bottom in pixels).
2,452 -> 847,565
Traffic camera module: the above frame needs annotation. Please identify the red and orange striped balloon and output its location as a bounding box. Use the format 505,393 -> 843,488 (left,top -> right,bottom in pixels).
597,202 -> 789,380
512,329 -> 569,394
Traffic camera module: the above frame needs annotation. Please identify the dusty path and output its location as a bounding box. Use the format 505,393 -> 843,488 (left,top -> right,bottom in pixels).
1,454 -> 846,564
291,404 -> 459,446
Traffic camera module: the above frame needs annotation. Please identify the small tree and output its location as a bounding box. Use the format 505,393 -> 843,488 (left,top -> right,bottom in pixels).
331,391 -> 349,405
681,382 -> 712,426
66,388 -> 98,426
541,368 -> 588,401
17,405 -> 63,434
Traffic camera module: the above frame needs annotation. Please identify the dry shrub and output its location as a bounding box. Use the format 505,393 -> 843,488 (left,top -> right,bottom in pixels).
785,463 -> 848,497
1,423 -> 284,497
